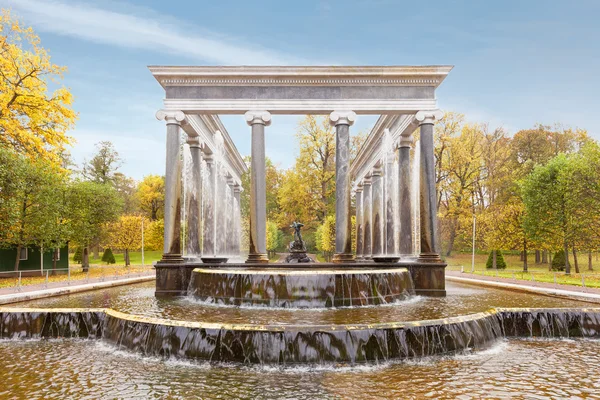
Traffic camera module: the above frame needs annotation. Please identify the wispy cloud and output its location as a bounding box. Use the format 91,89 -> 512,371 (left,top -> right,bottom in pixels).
5,0 -> 306,65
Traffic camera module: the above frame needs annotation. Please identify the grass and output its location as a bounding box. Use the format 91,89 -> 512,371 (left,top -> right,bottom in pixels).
81,250 -> 163,266
445,252 -> 600,288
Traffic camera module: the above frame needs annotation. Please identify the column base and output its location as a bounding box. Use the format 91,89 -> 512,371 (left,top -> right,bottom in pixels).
417,253 -> 442,263
158,253 -> 184,264
332,253 -> 355,263
246,253 -> 269,263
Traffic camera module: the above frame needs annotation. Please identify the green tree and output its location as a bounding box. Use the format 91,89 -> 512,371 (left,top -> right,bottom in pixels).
73,246 -> 83,264
67,181 -> 122,271
82,141 -> 123,185
105,215 -> 145,266
101,248 -> 116,264
266,220 -> 283,258
486,250 -> 506,269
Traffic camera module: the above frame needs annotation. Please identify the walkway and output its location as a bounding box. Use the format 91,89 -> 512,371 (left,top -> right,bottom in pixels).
0,270 -> 155,305
446,270 -> 600,303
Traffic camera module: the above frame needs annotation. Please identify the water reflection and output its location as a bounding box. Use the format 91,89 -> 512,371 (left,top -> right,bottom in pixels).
21,281 -> 594,325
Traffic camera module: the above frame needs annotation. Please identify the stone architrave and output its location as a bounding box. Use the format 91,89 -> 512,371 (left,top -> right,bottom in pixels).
330,110 -> 356,263
245,111 -> 271,263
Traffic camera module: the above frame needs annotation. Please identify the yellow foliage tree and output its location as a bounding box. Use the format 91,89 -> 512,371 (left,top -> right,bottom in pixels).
144,218 -> 164,251
0,10 -> 77,165
136,175 -> 165,221
105,215 -> 146,266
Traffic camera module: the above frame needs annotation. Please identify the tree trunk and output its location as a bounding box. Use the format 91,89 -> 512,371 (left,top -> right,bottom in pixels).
535,250 -> 541,264
548,252 -> 553,271
82,246 -> 90,273
445,219 -> 457,257
52,248 -> 58,276
520,251 -> 524,262
493,250 -> 497,269
542,250 -> 548,264
94,242 -> 99,259
523,239 -> 528,272
14,244 -> 21,272
572,246 -> 580,274
564,242 -> 570,275
588,250 -> 593,271
125,249 -> 130,266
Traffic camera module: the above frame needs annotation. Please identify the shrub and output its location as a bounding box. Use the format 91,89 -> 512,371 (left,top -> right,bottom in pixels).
486,250 -> 507,269
73,246 -> 83,263
552,250 -> 567,271
101,248 -> 116,264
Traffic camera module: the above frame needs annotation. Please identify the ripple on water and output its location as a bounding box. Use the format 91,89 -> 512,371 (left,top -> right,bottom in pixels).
1,339 -> 600,399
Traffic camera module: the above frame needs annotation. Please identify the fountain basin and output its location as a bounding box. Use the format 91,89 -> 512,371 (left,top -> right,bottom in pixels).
187,267 -> 414,308
2,307 -> 600,364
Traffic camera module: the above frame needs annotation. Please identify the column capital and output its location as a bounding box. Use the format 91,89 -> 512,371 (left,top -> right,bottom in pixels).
233,184 -> 242,194
186,134 -> 203,148
355,184 -> 363,193
245,110 -> 272,126
156,110 -> 185,125
399,134 -> 413,148
329,110 -> 356,127
415,109 -> 443,125
372,164 -> 383,177
363,175 -> 372,186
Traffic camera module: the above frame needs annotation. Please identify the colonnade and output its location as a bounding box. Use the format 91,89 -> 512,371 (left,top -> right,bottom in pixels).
156,110 -> 243,262
354,110 -> 443,262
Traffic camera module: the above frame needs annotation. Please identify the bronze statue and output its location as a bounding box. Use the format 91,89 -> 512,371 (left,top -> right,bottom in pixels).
290,221 -> 304,243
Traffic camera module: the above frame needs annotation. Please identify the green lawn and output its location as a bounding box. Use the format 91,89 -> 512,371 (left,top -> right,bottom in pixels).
445,252 -> 600,288
74,250 -> 163,266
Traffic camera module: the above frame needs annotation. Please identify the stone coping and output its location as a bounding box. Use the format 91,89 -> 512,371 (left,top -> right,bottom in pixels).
191,267 -> 411,276
3,306 -> 599,333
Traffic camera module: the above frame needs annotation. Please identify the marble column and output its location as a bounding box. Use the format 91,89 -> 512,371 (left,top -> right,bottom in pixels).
371,164 -> 384,257
185,135 -> 203,258
245,110 -> 271,264
355,185 -> 364,260
156,110 -> 185,262
226,178 -> 235,255
330,110 -> 356,263
202,153 -> 215,257
416,110 -> 443,262
233,184 -> 242,256
215,166 -> 227,256
398,134 -> 413,256
384,143 -> 396,255
362,176 -> 373,260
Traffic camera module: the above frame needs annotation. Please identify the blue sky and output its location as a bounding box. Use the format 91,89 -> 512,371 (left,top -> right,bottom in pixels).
4,0 -> 600,180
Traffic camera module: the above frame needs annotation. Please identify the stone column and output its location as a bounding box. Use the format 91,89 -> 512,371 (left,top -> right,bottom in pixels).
398,134 -> 413,257
233,184 -> 242,257
245,111 -> 271,264
355,185 -> 364,260
330,111 -> 356,263
185,135 -> 203,258
215,167 -> 227,256
226,177 -> 235,255
156,110 -> 185,263
371,164 -> 384,257
362,176 -> 373,260
416,110 -> 443,262
202,153 -> 215,257
384,143 -> 396,256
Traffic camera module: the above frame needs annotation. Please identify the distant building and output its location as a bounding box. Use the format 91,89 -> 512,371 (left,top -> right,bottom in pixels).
0,245 -> 69,274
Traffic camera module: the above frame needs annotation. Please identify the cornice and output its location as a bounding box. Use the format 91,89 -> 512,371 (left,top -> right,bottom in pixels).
149,65 -> 453,88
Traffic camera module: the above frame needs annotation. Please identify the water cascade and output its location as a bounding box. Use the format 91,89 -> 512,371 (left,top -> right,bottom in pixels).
2,307 -> 600,364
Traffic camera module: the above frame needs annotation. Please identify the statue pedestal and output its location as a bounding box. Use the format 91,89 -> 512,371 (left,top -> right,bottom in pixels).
284,240 -> 313,263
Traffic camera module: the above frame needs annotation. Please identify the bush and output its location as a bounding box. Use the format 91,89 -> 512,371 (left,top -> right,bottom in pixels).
486,250 -> 507,269
552,250 -> 567,271
73,246 -> 82,263
101,248 -> 116,264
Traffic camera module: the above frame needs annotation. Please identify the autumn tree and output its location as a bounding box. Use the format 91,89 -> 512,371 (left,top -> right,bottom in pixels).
105,215 -> 146,266
137,175 -> 165,220
0,10 -> 76,165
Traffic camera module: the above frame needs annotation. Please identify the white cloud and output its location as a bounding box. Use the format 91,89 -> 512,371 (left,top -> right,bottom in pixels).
6,0 -> 307,65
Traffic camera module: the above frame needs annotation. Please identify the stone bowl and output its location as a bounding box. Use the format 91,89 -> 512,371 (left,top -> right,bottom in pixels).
372,256 -> 401,263
201,257 -> 229,264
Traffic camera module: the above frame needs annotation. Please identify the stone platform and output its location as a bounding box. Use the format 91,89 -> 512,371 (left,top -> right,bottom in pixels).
154,261 -> 446,298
